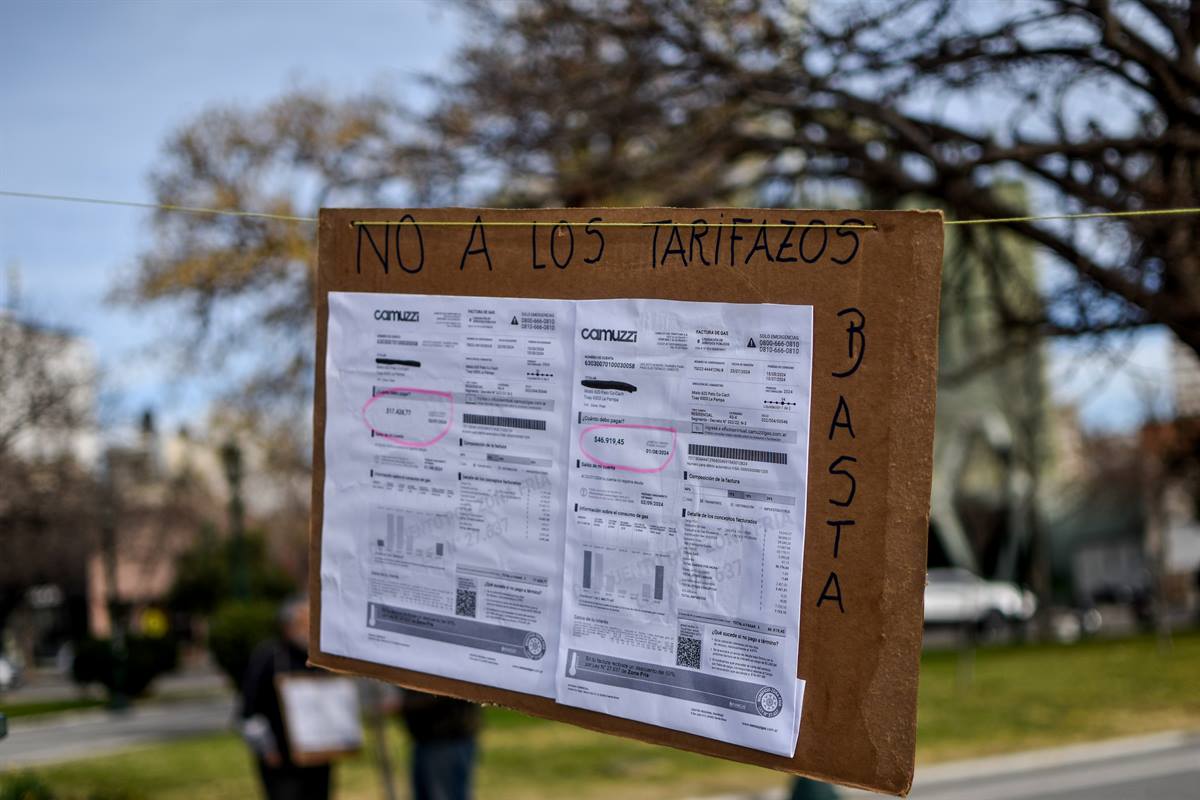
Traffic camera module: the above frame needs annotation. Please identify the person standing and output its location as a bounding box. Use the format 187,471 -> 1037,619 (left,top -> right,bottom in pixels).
789,776 -> 839,799
398,690 -> 481,800
240,596 -> 332,800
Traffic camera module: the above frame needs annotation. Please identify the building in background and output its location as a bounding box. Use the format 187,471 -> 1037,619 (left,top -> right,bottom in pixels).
0,310 -> 101,667
929,218 -> 1052,594
1170,338 -> 1200,418
0,310 -> 101,467
1,308 -> 240,665
86,412 -> 224,638
927,206 -> 1200,626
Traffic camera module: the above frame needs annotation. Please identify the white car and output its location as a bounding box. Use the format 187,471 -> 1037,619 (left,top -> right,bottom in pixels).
924,567 -> 1036,633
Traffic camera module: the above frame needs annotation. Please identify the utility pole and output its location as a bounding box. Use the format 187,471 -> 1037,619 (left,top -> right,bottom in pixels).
4,260 -> 20,312
1135,383 -> 1173,652
1140,430 -> 1173,651
101,459 -> 129,710
220,439 -> 248,599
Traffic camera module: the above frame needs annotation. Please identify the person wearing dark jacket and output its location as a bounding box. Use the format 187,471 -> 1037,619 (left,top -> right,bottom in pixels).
240,596 -> 332,800
399,691 -> 481,800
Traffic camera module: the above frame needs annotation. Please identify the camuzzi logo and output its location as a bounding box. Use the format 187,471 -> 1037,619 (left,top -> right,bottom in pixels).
581,327 -> 638,343
374,309 -> 420,322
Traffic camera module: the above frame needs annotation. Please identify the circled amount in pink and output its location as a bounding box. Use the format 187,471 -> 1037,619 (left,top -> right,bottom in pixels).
361,387 -> 454,448
579,423 -> 677,474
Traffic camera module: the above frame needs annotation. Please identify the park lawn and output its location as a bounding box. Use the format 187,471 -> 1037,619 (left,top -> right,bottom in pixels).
1,697 -> 106,719
21,630 -> 1200,800
916,629 -> 1200,762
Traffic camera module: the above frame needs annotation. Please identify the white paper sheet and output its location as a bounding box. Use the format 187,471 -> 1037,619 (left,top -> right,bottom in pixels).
277,676 -> 363,758
320,292 -> 574,697
320,292 -> 812,755
555,299 -> 812,757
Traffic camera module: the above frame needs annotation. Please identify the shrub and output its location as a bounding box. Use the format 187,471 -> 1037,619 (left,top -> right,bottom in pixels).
70,635 -> 178,698
0,774 -> 145,800
168,529 -> 295,619
207,599 -> 278,684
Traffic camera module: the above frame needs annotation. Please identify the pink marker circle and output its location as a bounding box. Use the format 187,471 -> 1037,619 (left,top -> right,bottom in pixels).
362,387 -> 454,448
578,423 -> 677,474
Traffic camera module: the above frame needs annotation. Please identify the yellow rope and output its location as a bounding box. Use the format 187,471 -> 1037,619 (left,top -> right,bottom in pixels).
0,190 -> 317,224
4,189 -> 1200,230
944,207 -> 1200,225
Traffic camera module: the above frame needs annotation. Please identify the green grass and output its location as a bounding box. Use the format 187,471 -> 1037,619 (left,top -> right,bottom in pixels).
10,631 -> 1200,800
916,630 -> 1200,761
0,697 -> 105,719
22,733 -> 257,800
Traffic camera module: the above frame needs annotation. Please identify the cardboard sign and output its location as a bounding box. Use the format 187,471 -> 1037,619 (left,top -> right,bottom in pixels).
310,208 -> 942,795
275,674 -> 363,765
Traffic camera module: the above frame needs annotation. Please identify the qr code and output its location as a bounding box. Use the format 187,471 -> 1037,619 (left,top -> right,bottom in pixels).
455,588 -> 477,618
676,636 -> 701,669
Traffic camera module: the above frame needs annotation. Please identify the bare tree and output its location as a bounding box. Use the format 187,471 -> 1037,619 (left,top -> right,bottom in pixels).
129,0 -> 1200,406
424,0 -> 1199,349
0,314 -> 94,459
124,90 -> 455,409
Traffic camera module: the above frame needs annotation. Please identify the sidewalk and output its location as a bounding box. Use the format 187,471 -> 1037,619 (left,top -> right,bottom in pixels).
1,661 -> 228,706
1,659 -> 235,769
0,694 -> 236,768
690,729 -> 1200,799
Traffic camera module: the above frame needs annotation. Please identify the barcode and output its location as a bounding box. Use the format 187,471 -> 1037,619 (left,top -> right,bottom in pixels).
676,636 -> 701,669
455,588 -> 477,618
687,443 -> 787,464
462,413 -> 546,431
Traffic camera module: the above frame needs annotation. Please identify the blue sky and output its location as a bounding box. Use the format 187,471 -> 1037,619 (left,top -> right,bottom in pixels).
0,1 -> 1174,435
0,0 -> 461,428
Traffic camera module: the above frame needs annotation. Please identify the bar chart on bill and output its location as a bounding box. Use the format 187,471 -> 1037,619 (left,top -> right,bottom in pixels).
374,508 -> 448,564
580,546 -> 670,611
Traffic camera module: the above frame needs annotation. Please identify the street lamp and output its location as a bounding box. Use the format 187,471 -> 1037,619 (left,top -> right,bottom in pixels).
220,439 -> 248,600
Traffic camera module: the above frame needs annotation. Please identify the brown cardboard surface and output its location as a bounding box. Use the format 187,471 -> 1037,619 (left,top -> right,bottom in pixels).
309,208 -> 943,796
